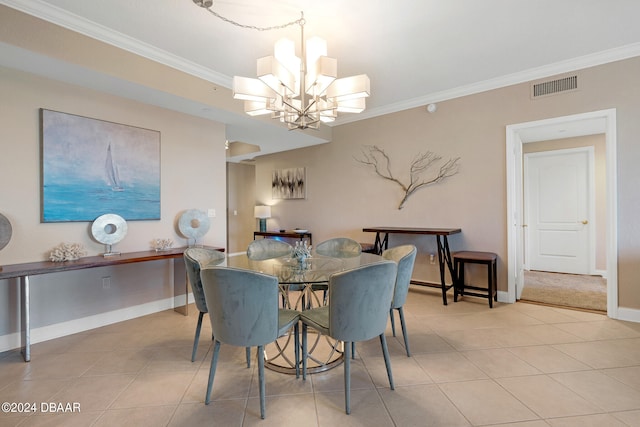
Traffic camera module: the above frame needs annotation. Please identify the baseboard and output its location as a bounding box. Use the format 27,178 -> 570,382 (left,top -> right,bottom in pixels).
509,298 -> 639,324
616,307 -> 640,323
0,293 -> 195,354
497,290 -> 510,303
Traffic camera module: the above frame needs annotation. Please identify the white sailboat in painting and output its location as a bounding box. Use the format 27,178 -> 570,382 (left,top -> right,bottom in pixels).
105,143 -> 124,191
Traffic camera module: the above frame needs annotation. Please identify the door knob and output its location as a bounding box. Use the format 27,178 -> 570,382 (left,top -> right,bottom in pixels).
581,220 -> 588,225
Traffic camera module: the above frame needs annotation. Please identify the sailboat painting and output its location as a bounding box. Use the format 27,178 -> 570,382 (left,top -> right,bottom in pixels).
104,144 -> 124,192
41,109 -> 161,222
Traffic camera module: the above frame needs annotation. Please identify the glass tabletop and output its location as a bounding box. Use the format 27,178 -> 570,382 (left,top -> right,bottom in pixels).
225,251 -> 383,284
222,250 -> 384,374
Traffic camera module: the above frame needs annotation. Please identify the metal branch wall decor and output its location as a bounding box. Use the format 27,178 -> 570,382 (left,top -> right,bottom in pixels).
354,145 -> 460,209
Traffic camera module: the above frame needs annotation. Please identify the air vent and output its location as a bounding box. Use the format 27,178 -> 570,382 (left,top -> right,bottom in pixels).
531,75 -> 578,98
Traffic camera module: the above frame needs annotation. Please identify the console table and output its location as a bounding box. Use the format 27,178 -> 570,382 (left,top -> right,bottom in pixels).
362,227 -> 461,305
0,246 -> 223,362
254,230 -> 312,245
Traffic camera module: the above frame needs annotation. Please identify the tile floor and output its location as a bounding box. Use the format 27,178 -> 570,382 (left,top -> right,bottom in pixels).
1,288 -> 640,426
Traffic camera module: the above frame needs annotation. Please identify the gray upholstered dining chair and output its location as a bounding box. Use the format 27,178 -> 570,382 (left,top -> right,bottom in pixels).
247,239 -> 295,306
315,237 -> 362,258
300,261 -> 398,415
382,244 -> 417,357
183,247 -> 226,362
247,238 -> 293,260
200,266 -> 300,419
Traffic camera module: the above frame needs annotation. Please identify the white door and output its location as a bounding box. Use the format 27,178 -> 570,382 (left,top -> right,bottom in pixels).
524,148 -> 593,274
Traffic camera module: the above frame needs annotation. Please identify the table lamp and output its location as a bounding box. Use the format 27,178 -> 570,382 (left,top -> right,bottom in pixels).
254,205 -> 271,232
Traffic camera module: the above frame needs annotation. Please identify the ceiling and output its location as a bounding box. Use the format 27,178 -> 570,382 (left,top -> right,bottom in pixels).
2,0 -> 640,161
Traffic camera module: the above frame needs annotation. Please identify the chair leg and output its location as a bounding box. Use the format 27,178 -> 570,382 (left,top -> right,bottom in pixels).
258,345 -> 266,419
294,322 -> 300,379
344,340 -> 351,415
205,340 -> 221,405
487,260 -> 493,308
493,261 -> 498,302
191,311 -> 204,362
301,323 -> 308,381
245,347 -> 251,368
398,307 -> 411,357
460,262 -> 466,298
379,334 -> 394,390
453,260 -> 460,302
389,308 -> 397,337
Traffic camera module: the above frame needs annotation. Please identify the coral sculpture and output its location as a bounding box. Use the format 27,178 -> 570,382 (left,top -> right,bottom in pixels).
49,243 -> 86,262
151,238 -> 173,252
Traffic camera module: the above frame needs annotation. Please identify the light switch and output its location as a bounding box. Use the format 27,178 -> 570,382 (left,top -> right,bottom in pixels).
208,209 -> 216,217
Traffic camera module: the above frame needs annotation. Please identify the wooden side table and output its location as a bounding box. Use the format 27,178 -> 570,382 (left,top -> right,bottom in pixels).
362,227 -> 461,305
0,246 -> 224,361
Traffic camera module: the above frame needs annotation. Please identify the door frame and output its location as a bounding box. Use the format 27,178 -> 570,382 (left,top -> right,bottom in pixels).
506,109 -> 618,318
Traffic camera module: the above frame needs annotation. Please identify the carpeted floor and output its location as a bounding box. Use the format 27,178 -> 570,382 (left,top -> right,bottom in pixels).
520,270 -> 607,312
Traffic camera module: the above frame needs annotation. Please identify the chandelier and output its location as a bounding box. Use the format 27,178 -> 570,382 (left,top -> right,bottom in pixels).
193,1 -> 370,130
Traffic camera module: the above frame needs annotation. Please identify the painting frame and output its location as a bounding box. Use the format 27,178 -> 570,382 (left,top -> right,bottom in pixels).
40,109 -> 161,223
272,167 -> 306,200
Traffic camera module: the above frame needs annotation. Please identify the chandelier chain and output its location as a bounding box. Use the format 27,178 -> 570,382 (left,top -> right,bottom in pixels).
204,8 -> 304,32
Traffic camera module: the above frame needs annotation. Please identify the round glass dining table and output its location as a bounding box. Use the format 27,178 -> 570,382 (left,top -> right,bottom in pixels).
223,251 -> 384,374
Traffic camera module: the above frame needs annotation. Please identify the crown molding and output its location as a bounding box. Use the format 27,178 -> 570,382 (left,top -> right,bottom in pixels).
4,0 -> 640,127
0,0 -> 232,87
334,42 -> 640,126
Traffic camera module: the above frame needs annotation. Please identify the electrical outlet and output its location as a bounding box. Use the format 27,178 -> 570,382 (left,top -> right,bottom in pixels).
429,254 -> 436,265
102,276 -> 111,289
208,208 -> 216,217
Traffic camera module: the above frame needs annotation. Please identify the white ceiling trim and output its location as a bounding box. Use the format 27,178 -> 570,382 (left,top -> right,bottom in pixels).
1,0 -> 231,86
7,0 -> 640,127
335,42 -> 640,126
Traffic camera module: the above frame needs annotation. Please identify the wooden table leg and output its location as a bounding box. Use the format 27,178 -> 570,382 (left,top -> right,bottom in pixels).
373,232 -> 389,255
436,236 -> 455,305
373,232 -> 381,255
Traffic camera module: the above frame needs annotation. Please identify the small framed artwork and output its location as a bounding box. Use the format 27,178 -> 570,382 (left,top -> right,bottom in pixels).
272,167 -> 306,199
40,109 -> 161,222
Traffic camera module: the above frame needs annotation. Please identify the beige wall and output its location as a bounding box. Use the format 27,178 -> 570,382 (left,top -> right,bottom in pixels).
523,135 -> 607,272
0,66 -> 227,343
253,57 -> 640,311
0,67 -> 227,261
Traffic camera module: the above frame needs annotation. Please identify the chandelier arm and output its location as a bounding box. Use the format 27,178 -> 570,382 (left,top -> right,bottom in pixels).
281,98 -> 303,115
301,98 -> 317,115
